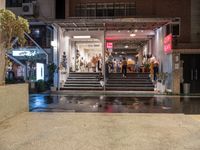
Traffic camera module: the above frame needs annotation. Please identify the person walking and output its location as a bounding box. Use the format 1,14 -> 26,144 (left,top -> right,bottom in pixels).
153,62 -> 159,81
122,57 -> 127,78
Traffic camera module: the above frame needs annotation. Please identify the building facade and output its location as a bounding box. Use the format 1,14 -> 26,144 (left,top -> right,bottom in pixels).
5,0 -> 200,94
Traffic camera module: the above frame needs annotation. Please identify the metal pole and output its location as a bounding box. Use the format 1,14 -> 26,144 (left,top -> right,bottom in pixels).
103,29 -> 106,91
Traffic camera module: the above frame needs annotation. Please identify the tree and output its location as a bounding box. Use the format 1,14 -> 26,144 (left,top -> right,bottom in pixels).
0,9 -> 30,85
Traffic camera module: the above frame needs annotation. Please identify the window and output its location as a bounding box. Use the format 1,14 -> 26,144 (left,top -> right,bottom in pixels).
75,2 -> 136,17
125,3 -> 136,16
6,0 -> 23,7
96,3 -> 105,17
6,0 -> 34,7
114,3 -> 125,17
171,23 -> 180,37
87,3 -> 96,17
105,3 -> 114,17
165,22 -> 180,37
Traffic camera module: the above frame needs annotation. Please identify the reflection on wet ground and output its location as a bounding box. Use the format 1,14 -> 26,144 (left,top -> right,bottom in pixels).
29,94 -> 200,114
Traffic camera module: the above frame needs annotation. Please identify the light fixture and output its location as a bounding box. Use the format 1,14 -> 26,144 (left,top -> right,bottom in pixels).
51,40 -> 57,47
134,29 -> 138,33
73,36 -> 91,39
130,33 -> 136,37
125,45 -> 129,48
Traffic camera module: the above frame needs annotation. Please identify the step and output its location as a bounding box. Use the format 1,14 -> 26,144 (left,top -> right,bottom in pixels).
106,84 -> 154,87
108,77 -> 150,79
105,87 -> 154,91
65,81 -> 100,84
60,87 -> 103,90
108,73 -> 150,77
67,77 -> 98,79
107,80 -> 152,83
64,84 -> 101,87
69,73 -> 100,77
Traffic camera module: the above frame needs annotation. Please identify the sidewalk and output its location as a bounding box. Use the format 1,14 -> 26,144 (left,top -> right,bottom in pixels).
1,112 -> 200,150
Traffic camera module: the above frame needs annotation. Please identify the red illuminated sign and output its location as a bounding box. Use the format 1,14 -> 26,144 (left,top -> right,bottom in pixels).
164,34 -> 172,54
106,42 -> 113,49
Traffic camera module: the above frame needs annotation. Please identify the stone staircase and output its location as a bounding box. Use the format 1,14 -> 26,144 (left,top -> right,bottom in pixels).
61,72 -> 154,91
61,72 -> 103,90
105,73 -> 154,91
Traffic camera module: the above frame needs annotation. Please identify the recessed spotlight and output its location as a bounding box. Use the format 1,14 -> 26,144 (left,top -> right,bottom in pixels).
125,45 -> 129,48
130,33 -> 136,37
134,29 -> 138,33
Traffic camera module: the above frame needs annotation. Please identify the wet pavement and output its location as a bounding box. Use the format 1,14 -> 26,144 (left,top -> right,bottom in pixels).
30,94 -> 200,114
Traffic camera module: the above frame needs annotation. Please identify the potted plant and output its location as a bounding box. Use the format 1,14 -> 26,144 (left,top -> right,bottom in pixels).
47,63 -> 57,91
156,72 -> 168,93
0,9 -> 30,85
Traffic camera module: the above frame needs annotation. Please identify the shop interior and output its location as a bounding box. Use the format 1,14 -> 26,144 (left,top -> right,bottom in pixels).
105,29 -> 158,74
68,29 -> 159,74
70,38 -> 103,73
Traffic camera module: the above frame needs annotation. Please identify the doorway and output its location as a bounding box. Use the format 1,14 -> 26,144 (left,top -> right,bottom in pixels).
69,41 -> 102,73
181,54 -> 200,93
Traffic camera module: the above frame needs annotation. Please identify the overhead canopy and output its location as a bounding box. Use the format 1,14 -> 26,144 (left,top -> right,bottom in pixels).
47,17 -> 173,31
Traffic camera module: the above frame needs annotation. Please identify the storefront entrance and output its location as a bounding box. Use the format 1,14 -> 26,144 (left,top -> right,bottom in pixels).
70,41 -> 102,73
56,17 -> 173,91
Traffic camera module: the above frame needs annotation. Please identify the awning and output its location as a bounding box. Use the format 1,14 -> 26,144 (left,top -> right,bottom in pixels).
46,17 -> 173,31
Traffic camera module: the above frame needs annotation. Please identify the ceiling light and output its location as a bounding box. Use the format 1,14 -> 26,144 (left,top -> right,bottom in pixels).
130,33 -> 136,37
73,36 -> 91,39
125,45 -> 129,48
134,29 -> 138,32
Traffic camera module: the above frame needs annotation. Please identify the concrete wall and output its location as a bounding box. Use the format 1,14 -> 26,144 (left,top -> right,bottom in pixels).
0,0 -> 5,9
0,84 -> 29,122
37,0 -> 55,19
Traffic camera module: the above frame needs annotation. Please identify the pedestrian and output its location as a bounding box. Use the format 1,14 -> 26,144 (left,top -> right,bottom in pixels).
122,57 -> 127,78
153,62 -> 159,81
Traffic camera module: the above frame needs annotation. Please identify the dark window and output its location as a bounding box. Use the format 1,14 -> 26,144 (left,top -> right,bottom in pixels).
172,23 -> 180,37
87,3 -> 96,17
80,4 -> 87,17
75,2 -> 136,17
6,0 -> 23,7
166,24 -> 171,36
114,3 -> 125,17
28,26 -> 53,48
105,3 -> 114,17
75,4 -> 81,17
96,4 -> 105,17
6,0 -> 35,7
55,0 -> 65,19
125,3 -> 136,16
